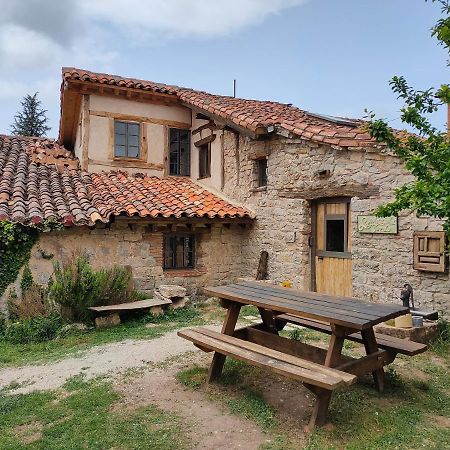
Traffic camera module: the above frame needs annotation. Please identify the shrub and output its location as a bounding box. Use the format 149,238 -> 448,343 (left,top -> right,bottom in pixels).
2,313 -> 63,344
49,252 -> 140,322
10,283 -> 51,320
20,264 -> 33,294
0,312 -> 6,338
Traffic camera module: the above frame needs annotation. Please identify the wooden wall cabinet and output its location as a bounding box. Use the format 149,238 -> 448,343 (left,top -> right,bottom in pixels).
413,231 -> 446,272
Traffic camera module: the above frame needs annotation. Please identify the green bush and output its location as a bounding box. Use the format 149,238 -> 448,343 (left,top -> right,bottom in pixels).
2,313 -> 63,344
20,264 -> 33,294
0,312 -> 6,338
49,252 -> 140,322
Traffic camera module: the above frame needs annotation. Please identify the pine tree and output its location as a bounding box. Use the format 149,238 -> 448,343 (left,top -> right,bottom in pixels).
10,92 -> 50,137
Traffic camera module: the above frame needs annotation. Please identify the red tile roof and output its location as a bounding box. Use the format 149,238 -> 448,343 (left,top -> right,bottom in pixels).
62,67 -> 375,148
0,135 -> 253,227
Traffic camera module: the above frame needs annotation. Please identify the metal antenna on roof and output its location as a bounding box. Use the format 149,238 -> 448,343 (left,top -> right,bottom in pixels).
233,79 -> 236,98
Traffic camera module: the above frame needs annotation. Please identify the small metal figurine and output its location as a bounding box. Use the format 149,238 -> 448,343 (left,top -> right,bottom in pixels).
400,283 -> 415,310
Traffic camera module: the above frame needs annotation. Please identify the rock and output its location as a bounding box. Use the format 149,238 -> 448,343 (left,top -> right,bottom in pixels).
158,285 -> 187,298
60,323 -> 88,333
170,296 -> 189,310
95,313 -> 121,329
374,321 -> 439,344
149,305 -> 163,316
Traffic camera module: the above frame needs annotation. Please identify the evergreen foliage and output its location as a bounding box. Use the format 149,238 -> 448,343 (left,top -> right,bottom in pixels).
10,92 -> 50,137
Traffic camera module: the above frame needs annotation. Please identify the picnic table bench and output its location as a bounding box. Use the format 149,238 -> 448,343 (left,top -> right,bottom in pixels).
178,281 -> 427,429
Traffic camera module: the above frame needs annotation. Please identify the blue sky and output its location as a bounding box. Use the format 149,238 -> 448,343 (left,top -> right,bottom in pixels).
0,0 -> 447,138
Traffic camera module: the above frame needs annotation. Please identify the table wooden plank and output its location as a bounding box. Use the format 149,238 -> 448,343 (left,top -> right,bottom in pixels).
234,283 -> 409,325
204,282 -> 408,329
223,284 -> 384,322
204,285 -> 369,330
240,282 -> 406,316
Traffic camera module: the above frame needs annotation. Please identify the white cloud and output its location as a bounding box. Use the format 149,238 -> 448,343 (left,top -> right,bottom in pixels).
81,0 -> 307,39
0,0 -> 308,134
0,24 -> 61,71
0,0 -> 306,72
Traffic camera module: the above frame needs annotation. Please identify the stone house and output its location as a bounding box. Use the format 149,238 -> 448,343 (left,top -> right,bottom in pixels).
0,67 -> 448,314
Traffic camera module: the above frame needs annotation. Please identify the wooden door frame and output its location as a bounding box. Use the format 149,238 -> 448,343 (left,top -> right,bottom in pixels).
309,197 -> 351,292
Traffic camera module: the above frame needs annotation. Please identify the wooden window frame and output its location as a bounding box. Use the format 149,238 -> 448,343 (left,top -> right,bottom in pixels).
169,128 -> 191,176
256,158 -> 268,188
113,120 -> 142,160
315,198 -> 352,260
413,231 -> 446,272
198,142 -> 211,179
163,233 -> 196,270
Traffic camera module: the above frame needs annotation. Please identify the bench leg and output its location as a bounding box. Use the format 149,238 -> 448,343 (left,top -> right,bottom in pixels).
207,302 -> 241,382
304,385 -> 333,431
361,328 -> 385,392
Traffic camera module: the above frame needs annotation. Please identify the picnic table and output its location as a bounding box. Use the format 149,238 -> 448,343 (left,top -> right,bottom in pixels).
178,281 -> 427,429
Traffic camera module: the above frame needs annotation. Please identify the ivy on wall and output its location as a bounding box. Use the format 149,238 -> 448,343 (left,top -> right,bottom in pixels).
0,219 -> 63,297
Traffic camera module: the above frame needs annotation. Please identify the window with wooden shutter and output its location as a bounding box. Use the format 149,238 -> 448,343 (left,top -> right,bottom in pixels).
413,231 -> 446,272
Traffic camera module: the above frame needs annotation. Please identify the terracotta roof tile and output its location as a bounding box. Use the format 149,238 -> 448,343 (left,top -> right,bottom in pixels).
62,67 -> 377,148
0,135 -> 253,227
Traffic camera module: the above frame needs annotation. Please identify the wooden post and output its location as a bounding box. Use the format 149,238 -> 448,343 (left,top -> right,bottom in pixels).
306,325 -> 346,430
258,307 -> 279,334
207,301 -> 241,382
361,327 -> 385,392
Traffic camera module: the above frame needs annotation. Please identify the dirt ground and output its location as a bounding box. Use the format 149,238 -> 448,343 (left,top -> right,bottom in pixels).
114,353 -> 269,450
0,325 -> 314,448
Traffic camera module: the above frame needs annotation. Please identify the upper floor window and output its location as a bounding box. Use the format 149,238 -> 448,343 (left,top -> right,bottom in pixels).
169,128 -> 190,176
198,143 -> 211,179
114,120 -> 140,159
257,158 -> 268,187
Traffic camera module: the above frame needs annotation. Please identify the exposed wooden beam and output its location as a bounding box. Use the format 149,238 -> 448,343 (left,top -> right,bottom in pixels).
89,110 -> 191,129
184,104 -> 267,140
194,134 -> 216,147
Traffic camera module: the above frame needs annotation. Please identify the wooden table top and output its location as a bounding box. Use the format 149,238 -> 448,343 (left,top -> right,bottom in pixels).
204,281 -> 409,331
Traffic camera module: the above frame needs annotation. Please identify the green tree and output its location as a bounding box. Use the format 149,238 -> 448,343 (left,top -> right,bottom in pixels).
10,92 -> 50,137
366,0 -> 450,237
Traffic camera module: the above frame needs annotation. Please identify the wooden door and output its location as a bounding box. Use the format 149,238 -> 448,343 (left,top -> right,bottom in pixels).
312,198 -> 352,297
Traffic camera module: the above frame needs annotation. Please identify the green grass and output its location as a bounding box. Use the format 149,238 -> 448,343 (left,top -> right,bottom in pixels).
178,334 -> 450,450
0,376 -> 190,449
0,307 -> 204,368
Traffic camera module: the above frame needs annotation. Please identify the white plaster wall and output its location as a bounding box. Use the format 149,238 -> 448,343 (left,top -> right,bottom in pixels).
85,94 -> 191,175
190,117 -> 223,191
90,95 -> 191,123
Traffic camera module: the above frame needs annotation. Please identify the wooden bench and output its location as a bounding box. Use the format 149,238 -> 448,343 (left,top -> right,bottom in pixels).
89,298 -> 172,328
178,327 -> 357,390
275,314 -> 428,356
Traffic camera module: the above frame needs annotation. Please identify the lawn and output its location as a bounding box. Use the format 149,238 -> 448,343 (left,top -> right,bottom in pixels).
0,307 -> 205,368
1,303 -> 449,449
0,376 -> 190,450
177,332 -> 450,450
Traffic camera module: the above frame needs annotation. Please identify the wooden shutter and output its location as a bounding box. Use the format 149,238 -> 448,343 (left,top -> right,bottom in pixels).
413,231 -> 446,272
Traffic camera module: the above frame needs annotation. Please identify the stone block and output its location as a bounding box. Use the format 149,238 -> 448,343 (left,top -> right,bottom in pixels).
95,313 -> 121,329
150,305 -> 164,316
158,284 -> 187,298
170,296 -> 189,309
374,321 -> 439,344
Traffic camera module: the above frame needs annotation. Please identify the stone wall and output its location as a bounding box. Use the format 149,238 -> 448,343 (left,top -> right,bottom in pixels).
221,131 -> 450,314
0,220 -> 248,311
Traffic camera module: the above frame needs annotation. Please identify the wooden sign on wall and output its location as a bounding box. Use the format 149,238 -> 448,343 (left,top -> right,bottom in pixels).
357,215 -> 398,234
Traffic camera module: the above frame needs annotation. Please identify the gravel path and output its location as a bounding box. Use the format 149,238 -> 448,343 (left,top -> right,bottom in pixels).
0,329 -> 203,394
